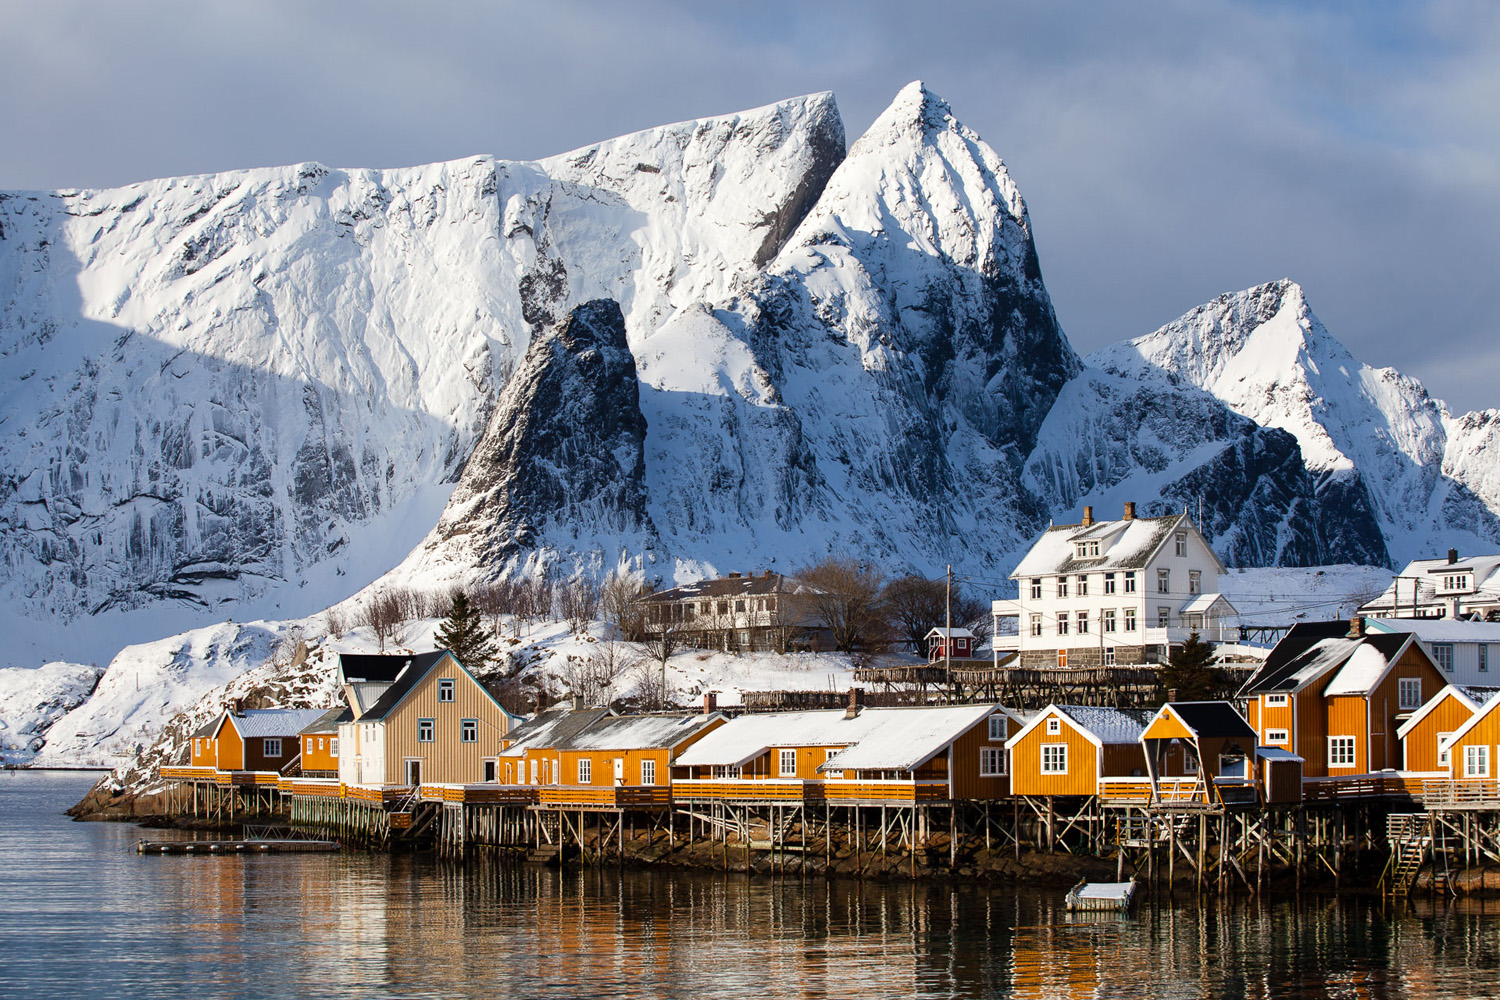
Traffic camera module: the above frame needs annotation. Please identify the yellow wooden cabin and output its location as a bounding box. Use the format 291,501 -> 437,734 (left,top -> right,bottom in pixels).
1242,620 -> 1447,782
1435,692 -> 1500,786
1396,684 -> 1498,775
1139,702 -> 1261,805
1005,705 -> 1151,799
297,708 -> 349,777
538,712 -> 727,809
337,650 -> 521,787
191,706 -> 329,774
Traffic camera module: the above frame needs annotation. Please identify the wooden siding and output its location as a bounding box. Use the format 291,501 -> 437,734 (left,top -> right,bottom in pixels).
1102,744 -> 1146,779
1010,712 -> 1099,797
1325,695 -> 1369,775
215,719 -> 244,770
301,733 -> 339,773
1402,694 -> 1475,773
1294,686 -> 1330,778
369,658 -> 513,785
1142,711 -> 1194,742
949,714 -> 1010,800
1448,704 -> 1500,779
558,748 -> 671,789
1367,645 -> 1445,771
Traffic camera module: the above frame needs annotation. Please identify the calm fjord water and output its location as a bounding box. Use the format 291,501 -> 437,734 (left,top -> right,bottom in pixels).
3,770 -> 1500,999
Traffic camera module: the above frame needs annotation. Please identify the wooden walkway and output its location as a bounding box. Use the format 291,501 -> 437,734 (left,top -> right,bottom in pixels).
137,839 -> 339,855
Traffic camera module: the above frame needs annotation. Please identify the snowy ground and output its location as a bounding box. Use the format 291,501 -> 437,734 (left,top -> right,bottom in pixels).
1218,564 -> 1392,626
0,662 -> 103,765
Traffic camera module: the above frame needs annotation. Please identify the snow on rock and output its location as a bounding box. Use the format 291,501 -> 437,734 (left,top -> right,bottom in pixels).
1091,280 -> 1498,564
0,661 -> 102,763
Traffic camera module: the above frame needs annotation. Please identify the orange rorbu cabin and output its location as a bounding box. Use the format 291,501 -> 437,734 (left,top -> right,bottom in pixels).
499,706 -> 614,788
1139,702 -> 1260,805
1433,692 -> 1500,796
1005,705 -> 1151,800
1397,684 -> 1500,776
298,708 -> 350,778
537,711 -> 727,810
198,705 -> 329,775
1242,619 -> 1446,792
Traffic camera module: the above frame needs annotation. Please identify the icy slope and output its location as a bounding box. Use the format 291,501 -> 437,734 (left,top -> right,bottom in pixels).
0,661 -> 102,763
0,92 -> 844,631
1091,280 -> 1500,563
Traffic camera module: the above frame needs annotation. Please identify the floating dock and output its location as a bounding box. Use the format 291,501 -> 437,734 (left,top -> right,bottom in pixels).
1064,879 -> 1137,912
136,839 -> 340,855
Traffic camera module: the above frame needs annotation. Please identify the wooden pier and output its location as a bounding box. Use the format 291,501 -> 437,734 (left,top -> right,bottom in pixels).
137,838 -> 339,854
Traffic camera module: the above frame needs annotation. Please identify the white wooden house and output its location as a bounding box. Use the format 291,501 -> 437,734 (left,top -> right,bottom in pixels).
993,502 -> 1239,669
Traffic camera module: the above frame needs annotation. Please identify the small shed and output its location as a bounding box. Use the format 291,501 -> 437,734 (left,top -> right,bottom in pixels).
1140,701 -> 1257,804
926,627 -> 978,662
1255,747 -> 1304,803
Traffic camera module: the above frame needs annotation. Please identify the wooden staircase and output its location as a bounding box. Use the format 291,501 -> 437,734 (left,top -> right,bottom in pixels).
525,844 -> 563,866
1385,813 -> 1431,897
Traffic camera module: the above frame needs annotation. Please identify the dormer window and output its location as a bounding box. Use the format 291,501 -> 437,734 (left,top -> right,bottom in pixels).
1076,540 -> 1101,558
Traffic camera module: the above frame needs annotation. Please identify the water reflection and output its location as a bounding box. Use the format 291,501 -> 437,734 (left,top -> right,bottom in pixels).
5,771 -> 1500,999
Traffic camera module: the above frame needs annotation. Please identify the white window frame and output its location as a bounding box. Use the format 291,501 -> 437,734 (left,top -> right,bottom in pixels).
980,747 -> 1005,776
1465,744 -> 1490,778
1398,678 -> 1422,711
330,738 -> 339,758
1103,573 -> 1116,595
263,738 -> 282,757
640,759 -> 656,786
1057,577 -> 1069,599
1103,610 -> 1116,633
1104,646 -> 1117,666
578,758 -> 592,783
779,749 -> 797,777
1076,611 -> 1089,634
1265,729 -> 1289,744
1124,609 -> 1137,632
1030,614 -> 1043,637
1040,744 -> 1068,774
1030,578 -> 1042,600
988,714 -> 1006,741
1188,569 -> 1202,595
1175,531 -> 1188,556
823,749 -> 843,780
438,678 -> 455,702
1328,736 -> 1357,768
1157,607 -> 1171,628
1046,717 -> 1061,735
713,764 -> 742,779
1265,693 -> 1289,707
1157,568 -> 1171,594
1058,616 -> 1070,636
1438,733 -> 1454,767
1076,575 -> 1088,596
1124,571 -> 1137,594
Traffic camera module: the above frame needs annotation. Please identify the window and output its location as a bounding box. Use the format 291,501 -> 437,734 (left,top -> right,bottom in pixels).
1104,573 -> 1116,595
1266,729 -> 1288,744
1434,643 -> 1454,673
1265,693 -> 1288,707
1076,611 -> 1089,634
1030,614 -> 1043,637
418,719 -> 435,743
1047,717 -> 1061,735
767,596 -> 777,612
641,759 -> 656,785
1157,568 -> 1171,594
1466,744 -> 1490,778
461,719 -> 478,743
530,759 -> 538,783
263,738 -> 282,757
330,738 -> 339,758
823,749 -> 843,780
1398,678 -> 1422,711
1057,649 -> 1068,667
713,764 -> 742,779
1076,575 -> 1088,596
193,738 -> 201,757
1124,609 -> 1137,632
1157,607 -> 1171,628
1076,540 -> 1100,558
1188,570 -> 1202,595
980,747 -> 1005,776
735,599 -> 745,613
1482,645 -> 1490,673
1104,647 -> 1116,667
1124,571 -> 1137,593
438,678 -> 455,702
1041,744 -> 1068,774
1030,578 -> 1042,600
1175,531 -> 1188,556
1328,736 -> 1356,768
779,749 -> 797,777
1438,733 -> 1454,767
1103,610 -> 1117,633
578,758 -> 592,783
988,714 -> 1006,741
1057,616 -> 1070,636
1057,577 -> 1069,598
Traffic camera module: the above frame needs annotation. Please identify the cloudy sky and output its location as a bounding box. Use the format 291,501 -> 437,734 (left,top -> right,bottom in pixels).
4,0 -> 1497,411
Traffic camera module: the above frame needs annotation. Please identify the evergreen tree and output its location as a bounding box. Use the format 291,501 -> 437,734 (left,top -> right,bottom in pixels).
1158,632 -> 1229,702
434,591 -> 496,672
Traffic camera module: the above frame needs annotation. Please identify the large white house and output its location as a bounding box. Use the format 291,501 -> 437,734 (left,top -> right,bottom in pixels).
1357,550 -> 1500,621
993,503 -> 1238,670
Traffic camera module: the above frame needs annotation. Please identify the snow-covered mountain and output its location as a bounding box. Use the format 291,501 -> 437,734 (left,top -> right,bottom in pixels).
1091,280 -> 1500,564
3,81 -> 1497,693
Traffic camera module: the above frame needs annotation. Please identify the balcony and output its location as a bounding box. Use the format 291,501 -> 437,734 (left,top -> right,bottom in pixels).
672,778 -> 820,805
821,779 -> 951,805
536,785 -> 672,809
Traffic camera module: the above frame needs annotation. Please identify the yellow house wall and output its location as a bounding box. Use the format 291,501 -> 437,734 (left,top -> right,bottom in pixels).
377,659 -> 512,785
1010,712 -> 1098,797
1402,696 -> 1475,773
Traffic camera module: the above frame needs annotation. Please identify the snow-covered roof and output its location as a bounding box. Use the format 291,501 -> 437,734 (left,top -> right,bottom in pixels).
226,708 -> 329,740
1180,593 -> 1237,616
561,713 -> 723,752
643,572 -> 805,603
1323,643 -> 1404,697
1360,555 -> 1500,610
299,708 -> 350,735
1007,704 -> 1151,749
926,627 -> 975,640
1012,514 -> 1209,578
818,705 -> 998,772
1243,628 -> 1410,695
1255,747 -> 1303,762
1366,617 -> 1500,643
499,708 -> 613,757
675,710 -> 880,768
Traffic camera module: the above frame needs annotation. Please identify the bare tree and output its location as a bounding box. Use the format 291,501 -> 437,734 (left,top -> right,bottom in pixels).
324,605 -> 347,639
601,570 -> 654,641
630,649 -> 674,711
359,589 -> 405,652
557,577 -> 602,634
882,575 -> 948,657
559,639 -> 629,706
796,555 -> 889,652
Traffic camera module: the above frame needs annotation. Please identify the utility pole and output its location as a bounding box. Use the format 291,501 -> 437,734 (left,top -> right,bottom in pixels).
945,564 -> 953,703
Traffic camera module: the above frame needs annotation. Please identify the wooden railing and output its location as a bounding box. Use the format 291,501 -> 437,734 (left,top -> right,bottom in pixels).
821,779 -> 949,804
1302,774 -> 1425,801
1422,779 -> 1500,807
537,785 -> 673,808
160,766 -> 218,780
672,779 -> 813,802
417,783 -> 539,805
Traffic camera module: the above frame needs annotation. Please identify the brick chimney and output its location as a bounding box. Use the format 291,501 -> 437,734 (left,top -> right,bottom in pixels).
1449,548 -> 1460,565
845,687 -> 865,720
703,692 -> 717,715
231,698 -> 244,716
1123,501 -> 1136,521
1347,615 -> 1365,638
1082,505 -> 1094,527
572,694 -> 585,711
